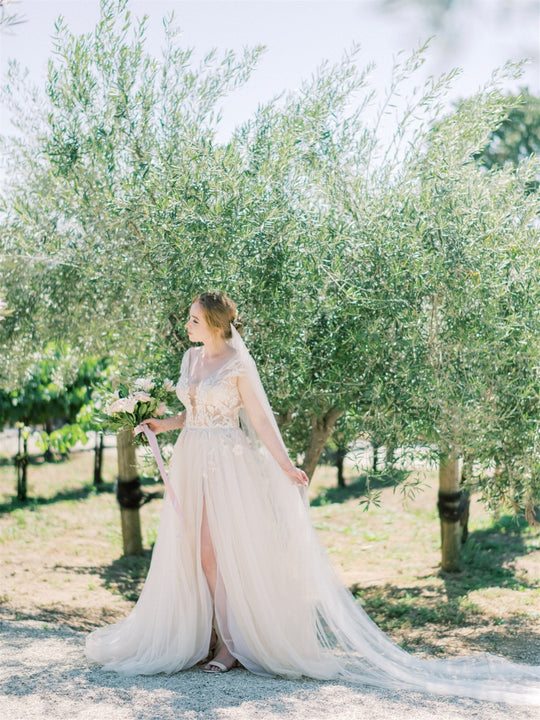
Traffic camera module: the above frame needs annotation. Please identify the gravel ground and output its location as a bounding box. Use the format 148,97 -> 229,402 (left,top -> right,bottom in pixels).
1,619 -> 538,720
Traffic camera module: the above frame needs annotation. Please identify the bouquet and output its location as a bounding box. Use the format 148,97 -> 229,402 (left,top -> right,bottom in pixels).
102,376 -> 176,444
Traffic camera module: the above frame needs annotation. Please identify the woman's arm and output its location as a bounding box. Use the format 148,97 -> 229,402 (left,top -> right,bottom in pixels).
141,410 -> 186,435
141,350 -> 190,435
237,375 -> 308,487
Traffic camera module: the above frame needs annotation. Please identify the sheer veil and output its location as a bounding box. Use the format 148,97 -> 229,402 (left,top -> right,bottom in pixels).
228,325 -> 540,706
229,323 -> 283,442
228,323 -> 309,505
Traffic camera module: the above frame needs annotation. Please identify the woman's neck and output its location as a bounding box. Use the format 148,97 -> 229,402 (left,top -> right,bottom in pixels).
201,335 -> 229,359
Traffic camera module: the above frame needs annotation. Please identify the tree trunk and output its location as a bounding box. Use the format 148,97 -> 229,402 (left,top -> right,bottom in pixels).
372,442 -> 380,473
438,454 -> 462,572
44,418 -> 54,462
336,446 -> 346,488
93,431 -> 104,487
302,408 -> 343,480
460,460 -> 471,544
16,428 -> 28,502
116,427 -> 143,556
385,444 -> 395,469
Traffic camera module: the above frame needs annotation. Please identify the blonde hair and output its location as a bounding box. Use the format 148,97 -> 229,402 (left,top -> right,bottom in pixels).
193,291 -> 242,339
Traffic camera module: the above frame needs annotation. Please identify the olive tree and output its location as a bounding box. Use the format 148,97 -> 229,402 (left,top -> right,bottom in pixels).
1,1 -> 538,569
474,88 -> 540,175
381,86 -> 540,569
0,0 -> 263,551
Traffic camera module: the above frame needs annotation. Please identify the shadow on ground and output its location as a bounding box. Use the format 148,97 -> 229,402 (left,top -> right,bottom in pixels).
0,476 -> 162,515
310,469 -> 410,507
350,513 -> 539,662
0,549 -> 153,632
50,552 -> 153,610
0,482 -> 116,515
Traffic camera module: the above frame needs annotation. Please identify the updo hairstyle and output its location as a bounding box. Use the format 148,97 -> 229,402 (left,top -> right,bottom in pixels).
193,291 -> 243,339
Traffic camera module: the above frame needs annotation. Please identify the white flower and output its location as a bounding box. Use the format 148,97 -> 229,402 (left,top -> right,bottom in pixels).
133,391 -> 152,403
163,378 -> 175,393
108,396 -> 137,414
107,399 -> 122,414
122,397 -> 137,413
134,377 -> 155,392
156,402 -> 167,416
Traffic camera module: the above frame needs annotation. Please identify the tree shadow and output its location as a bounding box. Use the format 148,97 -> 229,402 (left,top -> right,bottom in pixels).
0,476 -> 162,516
440,514 -> 539,597
51,552 -> 153,609
351,579 -> 540,663
0,603 -> 122,633
97,553 -> 153,602
0,482 -> 116,516
351,583 -> 473,631
310,468 -> 409,507
349,513 -> 540,662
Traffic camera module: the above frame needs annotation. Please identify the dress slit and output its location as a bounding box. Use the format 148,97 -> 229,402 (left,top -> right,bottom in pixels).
199,483 -> 239,662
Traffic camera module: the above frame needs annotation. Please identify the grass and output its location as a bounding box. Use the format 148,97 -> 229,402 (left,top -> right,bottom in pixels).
309,464 -> 540,660
0,443 -> 538,661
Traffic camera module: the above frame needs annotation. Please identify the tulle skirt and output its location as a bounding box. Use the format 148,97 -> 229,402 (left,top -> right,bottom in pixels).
85,426 -> 540,705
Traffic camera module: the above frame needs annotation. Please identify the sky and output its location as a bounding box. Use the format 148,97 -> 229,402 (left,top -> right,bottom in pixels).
0,0 -> 539,142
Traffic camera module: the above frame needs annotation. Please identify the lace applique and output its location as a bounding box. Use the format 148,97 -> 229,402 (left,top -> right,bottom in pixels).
176,350 -> 246,429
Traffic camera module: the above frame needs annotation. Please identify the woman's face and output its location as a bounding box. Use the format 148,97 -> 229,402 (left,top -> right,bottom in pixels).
185,302 -> 216,343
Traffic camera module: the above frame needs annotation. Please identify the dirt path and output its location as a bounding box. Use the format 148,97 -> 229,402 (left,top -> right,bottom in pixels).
1,618 -> 538,720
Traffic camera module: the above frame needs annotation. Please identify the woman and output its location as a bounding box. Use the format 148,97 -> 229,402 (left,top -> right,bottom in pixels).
86,291 -> 540,704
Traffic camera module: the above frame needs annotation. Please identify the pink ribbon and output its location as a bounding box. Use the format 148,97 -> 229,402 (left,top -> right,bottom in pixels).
134,423 -> 183,533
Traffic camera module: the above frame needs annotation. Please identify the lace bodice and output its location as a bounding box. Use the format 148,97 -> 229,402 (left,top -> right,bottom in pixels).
176,348 -> 245,429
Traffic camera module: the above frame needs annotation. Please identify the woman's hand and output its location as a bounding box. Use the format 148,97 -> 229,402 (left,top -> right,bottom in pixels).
285,466 -> 309,488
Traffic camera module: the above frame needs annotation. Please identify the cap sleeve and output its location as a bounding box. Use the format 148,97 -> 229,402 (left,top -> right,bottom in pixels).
227,353 -> 252,380
179,348 -> 191,380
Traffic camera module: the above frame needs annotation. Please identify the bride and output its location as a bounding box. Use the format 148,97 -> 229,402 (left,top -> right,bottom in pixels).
86,291 -> 540,705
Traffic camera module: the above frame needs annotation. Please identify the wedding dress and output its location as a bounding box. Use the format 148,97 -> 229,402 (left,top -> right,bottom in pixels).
86,329 -> 540,706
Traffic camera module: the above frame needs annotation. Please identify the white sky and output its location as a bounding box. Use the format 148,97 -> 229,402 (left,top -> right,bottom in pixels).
0,0 -> 539,141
